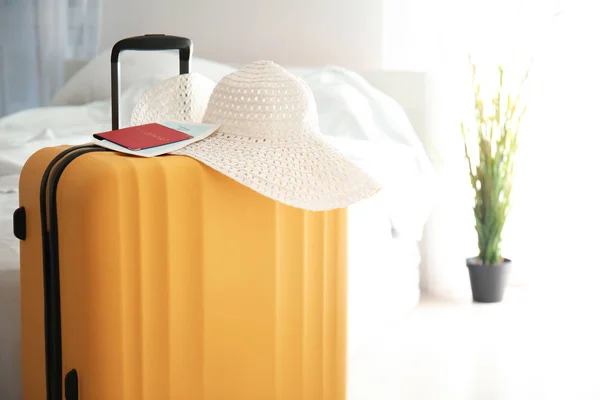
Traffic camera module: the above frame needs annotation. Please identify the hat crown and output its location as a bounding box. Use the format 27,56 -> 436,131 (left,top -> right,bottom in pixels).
131,73 -> 215,127
203,61 -> 319,139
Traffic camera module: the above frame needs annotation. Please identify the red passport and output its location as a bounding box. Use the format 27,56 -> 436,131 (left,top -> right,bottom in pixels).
93,123 -> 193,151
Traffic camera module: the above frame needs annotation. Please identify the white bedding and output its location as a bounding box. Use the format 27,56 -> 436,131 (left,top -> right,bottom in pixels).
0,61 -> 432,399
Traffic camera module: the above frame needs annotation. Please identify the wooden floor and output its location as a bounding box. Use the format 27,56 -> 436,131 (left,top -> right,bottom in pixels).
348,288 -> 600,399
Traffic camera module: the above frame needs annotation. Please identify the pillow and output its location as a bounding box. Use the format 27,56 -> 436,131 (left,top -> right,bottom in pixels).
300,66 -> 426,152
51,49 -> 235,106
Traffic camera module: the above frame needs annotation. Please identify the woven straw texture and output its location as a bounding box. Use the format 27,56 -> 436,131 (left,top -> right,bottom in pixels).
170,61 -> 381,211
130,73 -> 215,126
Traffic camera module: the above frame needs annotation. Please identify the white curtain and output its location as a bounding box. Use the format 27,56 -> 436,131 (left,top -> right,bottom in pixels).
0,0 -> 102,116
384,0 -> 600,299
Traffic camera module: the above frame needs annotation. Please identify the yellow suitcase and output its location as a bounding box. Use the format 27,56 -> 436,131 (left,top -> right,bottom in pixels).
17,145 -> 347,400
16,35 -> 348,400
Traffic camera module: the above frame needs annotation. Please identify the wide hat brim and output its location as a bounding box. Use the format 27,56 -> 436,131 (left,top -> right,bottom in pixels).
172,130 -> 381,211
132,61 -> 382,211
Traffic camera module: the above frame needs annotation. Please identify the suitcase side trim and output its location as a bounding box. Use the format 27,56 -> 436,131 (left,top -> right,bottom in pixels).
13,206 -> 26,240
39,145 -> 108,400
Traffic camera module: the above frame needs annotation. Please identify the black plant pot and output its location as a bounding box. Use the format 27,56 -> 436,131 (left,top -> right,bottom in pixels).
466,257 -> 512,303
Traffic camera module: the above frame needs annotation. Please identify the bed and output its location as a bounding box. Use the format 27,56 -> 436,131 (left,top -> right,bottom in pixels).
0,50 -> 433,399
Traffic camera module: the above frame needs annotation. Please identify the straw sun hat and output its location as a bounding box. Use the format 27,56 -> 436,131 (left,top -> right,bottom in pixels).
131,60 -> 381,211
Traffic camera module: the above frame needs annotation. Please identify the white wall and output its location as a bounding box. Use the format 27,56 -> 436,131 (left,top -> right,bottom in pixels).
100,0 -> 385,69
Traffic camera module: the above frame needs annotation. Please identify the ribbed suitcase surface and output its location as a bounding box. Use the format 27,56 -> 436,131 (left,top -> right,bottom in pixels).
19,146 -> 347,400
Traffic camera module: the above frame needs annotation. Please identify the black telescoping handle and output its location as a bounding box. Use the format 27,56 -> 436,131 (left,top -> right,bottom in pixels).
110,34 -> 193,130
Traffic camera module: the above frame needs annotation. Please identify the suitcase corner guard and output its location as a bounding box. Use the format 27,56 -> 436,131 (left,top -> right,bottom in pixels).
65,369 -> 79,400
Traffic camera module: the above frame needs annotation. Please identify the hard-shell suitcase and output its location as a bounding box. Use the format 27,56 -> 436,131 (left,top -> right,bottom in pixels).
16,35 -> 348,400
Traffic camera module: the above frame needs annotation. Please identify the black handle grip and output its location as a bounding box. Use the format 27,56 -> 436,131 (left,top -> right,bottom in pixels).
110,34 -> 193,130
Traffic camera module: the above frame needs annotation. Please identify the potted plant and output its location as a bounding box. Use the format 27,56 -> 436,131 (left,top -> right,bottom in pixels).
460,58 -> 528,303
